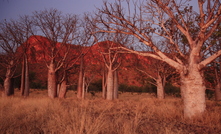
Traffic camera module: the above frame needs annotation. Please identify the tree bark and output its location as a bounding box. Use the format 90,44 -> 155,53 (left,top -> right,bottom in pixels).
24,54 -> 29,97
3,67 -> 14,96
106,68 -> 114,100
113,70 -> 118,99
156,75 -> 165,99
58,79 -> 67,98
20,58 -> 25,95
180,65 -> 206,118
48,62 -> 57,98
77,56 -> 84,99
3,77 -> 12,96
20,55 -> 29,97
102,67 -> 107,99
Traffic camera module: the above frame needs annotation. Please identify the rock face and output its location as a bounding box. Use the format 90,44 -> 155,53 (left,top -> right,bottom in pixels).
17,36 -> 151,89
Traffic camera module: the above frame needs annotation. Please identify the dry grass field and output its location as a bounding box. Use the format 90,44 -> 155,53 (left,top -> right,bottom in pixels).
1,89 -> 221,134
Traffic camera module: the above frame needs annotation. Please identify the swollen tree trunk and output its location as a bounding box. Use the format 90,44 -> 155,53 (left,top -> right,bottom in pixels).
48,61 -> 57,98
113,70 -> 118,99
106,68 -> 114,100
77,56 -> 84,99
3,77 -> 12,96
180,65 -> 206,118
3,67 -> 14,96
156,75 -> 165,99
58,79 -> 67,98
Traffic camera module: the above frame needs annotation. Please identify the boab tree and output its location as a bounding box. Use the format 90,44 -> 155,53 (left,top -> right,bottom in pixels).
93,0 -> 221,118
93,40 -> 121,100
0,20 -> 23,96
205,24 -> 221,100
11,16 -> 35,97
136,55 -> 175,99
33,9 -> 79,98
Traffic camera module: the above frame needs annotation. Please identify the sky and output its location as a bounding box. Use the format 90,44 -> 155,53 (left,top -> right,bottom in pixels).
0,0 -> 199,22
0,0 -> 116,21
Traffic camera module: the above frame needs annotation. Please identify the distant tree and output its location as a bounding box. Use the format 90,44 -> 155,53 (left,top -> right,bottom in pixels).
93,40 -> 122,100
92,0 -> 221,118
32,9 -> 79,98
136,55 -> 175,99
10,15 -> 35,97
75,14 -> 96,99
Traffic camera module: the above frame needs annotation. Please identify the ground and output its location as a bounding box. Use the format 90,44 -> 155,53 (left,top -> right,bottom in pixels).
0,89 -> 221,134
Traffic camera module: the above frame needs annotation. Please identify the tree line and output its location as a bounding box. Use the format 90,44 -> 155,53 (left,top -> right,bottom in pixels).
0,0 -> 221,119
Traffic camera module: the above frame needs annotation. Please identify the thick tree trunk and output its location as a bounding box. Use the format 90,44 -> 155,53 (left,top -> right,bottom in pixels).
106,69 -> 114,100
4,77 -> 12,96
215,82 -> 221,101
58,80 -> 67,98
77,56 -> 84,99
48,62 -> 57,98
3,68 -> 14,96
156,75 -> 165,99
180,66 -> 206,118
113,70 -> 118,99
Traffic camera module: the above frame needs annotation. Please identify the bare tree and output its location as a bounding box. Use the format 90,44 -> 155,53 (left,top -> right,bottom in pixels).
0,20 -> 22,96
93,40 -> 121,100
92,0 -> 221,118
32,9 -> 79,98
11,15 -> 35,97
136,55 -> 175,99
205,24 -> 221,100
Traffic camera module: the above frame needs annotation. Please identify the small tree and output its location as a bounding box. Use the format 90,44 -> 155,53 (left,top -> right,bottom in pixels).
136,55 -> 175,99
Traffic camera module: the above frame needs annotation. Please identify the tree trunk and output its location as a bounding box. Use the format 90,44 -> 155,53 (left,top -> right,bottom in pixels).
82,74 -> 85,99
48,62 -> 57,98
20,58 -> 25,95
106,68 -> 114,100
58,79 -> 67,98
215,82 -> 221,101
3,68 -> 14,96
102,67 -> 107,99
24,55 -> 29,97
4,77 -> 12,96
113,70 -> 118,99
77,56 -> 84,99
180,66 -> 206,118
156,75 -> 165,99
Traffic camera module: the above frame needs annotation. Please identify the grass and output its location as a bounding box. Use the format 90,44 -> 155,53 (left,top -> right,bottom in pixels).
1,89 -> 221,134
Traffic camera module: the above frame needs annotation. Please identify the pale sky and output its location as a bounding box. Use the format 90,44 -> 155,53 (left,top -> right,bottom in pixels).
0,0 -> 199,21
